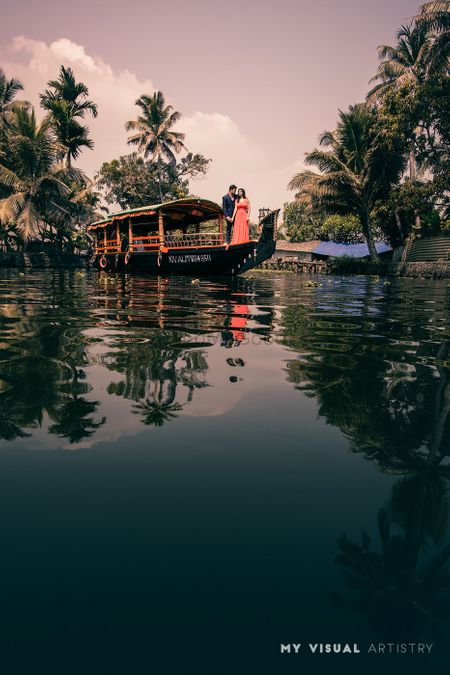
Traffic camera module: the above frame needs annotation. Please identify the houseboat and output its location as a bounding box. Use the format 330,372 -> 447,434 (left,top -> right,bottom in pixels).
87,198 -> 278,275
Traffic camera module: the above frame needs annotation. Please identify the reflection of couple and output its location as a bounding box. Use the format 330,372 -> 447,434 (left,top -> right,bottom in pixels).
222,184 -> 251,244
221,302 -> 249,347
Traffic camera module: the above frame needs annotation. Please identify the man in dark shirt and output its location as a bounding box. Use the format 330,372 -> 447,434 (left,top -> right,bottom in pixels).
222,184 -> 237,244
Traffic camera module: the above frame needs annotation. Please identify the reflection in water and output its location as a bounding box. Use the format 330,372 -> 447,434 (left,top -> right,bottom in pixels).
333,444 -> 450,641
106,331 -> 210,426
1,269 -> 450,657
276,276 -> 450,642
0,302 -> 106,443
0,272 -> 273,438
280,279 -> 450,460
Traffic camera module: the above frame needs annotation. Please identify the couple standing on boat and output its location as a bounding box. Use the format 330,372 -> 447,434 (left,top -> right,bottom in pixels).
222,185 -> 251,245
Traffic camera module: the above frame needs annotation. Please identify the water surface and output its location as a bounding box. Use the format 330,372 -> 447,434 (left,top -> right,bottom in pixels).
0,269 -> 449,673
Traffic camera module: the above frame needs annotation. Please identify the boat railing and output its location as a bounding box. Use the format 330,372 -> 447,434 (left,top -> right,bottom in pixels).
96,239 -> 121,253
96,232 -> 226,254
129,236 -> 160,252
164,233 -> 224,247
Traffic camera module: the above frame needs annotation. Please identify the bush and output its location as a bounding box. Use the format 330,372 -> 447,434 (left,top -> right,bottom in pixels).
329,256 -> 388,275
320,215 -> 363,243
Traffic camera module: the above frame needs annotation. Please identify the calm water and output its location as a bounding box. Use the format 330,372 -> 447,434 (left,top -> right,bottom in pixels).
0,269 -> 449,673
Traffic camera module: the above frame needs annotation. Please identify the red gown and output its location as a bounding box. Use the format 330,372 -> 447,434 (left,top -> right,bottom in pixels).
231,199 -> 250,244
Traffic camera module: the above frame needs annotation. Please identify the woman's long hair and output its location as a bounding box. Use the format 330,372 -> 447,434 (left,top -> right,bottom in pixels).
238,188 -> 246,200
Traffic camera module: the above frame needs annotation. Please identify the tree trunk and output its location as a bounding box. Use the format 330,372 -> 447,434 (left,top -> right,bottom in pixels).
157,161 -> 163,203
408,148 -> 416,180
361,211 -> 378,260
409,146 -> 421,233
394,209 -> 403,241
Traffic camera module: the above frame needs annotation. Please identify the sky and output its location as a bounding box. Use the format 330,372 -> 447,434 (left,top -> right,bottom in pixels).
1,0 -> 421,214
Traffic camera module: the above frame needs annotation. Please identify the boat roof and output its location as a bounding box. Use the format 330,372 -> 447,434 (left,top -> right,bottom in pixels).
87,198 -> 224,230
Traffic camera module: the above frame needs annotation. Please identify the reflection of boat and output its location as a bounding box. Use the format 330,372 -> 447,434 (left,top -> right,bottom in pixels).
88,198 -> 278,276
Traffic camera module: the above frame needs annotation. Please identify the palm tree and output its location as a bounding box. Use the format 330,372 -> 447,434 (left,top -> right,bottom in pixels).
367,23 -> 431,102
288,104 -> 404,259
0,106 -> 84,243
367,23 -> 434,187
0,68 -> 26,130
125,91 -> 186,202
416,1 -> 450,74
42,99 -> 94,167
40,65 -> 97,167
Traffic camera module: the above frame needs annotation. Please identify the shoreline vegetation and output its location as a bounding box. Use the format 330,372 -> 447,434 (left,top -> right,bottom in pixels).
259,257 -> 450,279
283,1 -> 449,261
0,1 -> 448,275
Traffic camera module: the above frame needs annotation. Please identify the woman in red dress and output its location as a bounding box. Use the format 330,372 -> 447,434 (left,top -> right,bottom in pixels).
231,188 -> 251,244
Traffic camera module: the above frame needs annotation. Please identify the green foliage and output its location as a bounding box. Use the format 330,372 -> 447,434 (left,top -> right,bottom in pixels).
125,91 -> 188,202
320,215 -> 363,243
1,70 -> 210,249
0,106 -> 86,244
373,179 -> 443,244
283,202 -> 363,243
40,65 -> 97,167
96,151 -> 210,209
282,201 -> 319,241
329,256 -> 388,275
288,103 -> 407,258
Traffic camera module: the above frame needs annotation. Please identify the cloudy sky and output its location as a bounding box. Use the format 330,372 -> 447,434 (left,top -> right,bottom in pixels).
2,0 -> 420,212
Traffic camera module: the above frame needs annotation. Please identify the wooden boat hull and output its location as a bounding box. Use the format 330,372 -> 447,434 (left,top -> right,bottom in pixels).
94,240 -> 274,276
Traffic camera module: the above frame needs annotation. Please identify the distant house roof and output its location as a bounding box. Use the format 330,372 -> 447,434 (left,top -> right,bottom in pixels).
276,240 -> 321,252
312,241 -> 392,258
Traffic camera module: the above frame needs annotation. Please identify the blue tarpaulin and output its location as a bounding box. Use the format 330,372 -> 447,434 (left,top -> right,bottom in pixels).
312,241 -> 391,258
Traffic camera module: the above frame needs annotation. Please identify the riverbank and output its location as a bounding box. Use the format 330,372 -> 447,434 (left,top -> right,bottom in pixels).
0,251 -> 85,269
258,257 -> 450,279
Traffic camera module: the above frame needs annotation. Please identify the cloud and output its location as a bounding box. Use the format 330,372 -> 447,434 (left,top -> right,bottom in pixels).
3,36 -> 156,174
2,36 -> 292,212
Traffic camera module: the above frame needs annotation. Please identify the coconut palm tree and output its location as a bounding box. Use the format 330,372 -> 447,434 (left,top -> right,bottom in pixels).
367,23 -> 430,184
0,106 -> 84,243
40,65 -> 97,167
416,0 -> 450,75
367,23 -> 431,102
288,104 -> 404,259
125,91 -> 186,202
0,68 -> 26,130
41,99 -> 94,167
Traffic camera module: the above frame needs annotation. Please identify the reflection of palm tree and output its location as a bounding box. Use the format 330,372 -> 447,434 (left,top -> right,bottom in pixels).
105,327 -> 210,424
334,434 -> 450,639
0,304 -> 104,444
334,501 -> 450,639
281,288 -> 448,464
0,413 -> 30,441
132,398 -> 183,427
49,397 -> 106,443
49,364 -> 106,443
